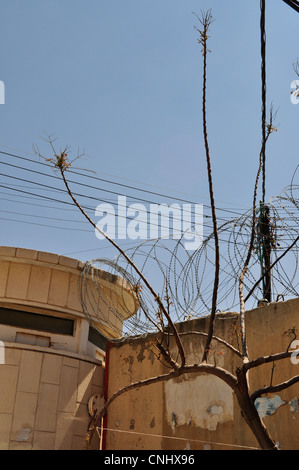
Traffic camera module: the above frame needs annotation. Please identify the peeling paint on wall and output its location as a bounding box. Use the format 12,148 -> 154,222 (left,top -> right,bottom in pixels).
255,395 -> 299,419
14,427 -> 32,442
164,374 -> 234,432
289,398 -> 298,414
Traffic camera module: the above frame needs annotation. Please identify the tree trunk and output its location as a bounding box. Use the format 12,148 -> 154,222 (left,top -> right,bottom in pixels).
235,368 -> 278,450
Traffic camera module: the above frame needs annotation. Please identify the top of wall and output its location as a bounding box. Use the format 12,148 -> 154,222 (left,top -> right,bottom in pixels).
0,245 -> 82,268
107,297 -> 299,348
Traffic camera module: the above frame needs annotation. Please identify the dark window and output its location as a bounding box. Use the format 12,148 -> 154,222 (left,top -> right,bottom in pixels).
88,326 -> 107,350
0,307 -> 74,336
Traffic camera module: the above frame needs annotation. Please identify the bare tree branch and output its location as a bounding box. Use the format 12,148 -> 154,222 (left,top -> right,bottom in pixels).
194,10 -> 220,363
244,350 -> 295,372
251,374 -> 299,402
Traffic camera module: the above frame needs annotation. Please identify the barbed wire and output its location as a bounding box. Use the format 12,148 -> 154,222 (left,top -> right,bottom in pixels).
79,172 -> 299,341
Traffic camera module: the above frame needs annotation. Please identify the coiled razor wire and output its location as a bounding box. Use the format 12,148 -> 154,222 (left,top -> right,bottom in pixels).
79,175 -> 299,341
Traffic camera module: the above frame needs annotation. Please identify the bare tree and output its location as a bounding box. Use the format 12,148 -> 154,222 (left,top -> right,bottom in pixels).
35,11 -> 299,451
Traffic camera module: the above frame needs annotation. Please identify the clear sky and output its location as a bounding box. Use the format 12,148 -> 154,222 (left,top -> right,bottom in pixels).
0,0 -> 298,273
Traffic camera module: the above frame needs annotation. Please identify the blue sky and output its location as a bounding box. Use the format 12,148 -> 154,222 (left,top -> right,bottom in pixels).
0,0 -> 298,272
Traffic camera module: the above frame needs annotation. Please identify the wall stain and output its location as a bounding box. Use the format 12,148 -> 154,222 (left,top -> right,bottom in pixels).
165,375 -> 233,431
289,397 -> 298,414
255,395 -> 285,418
137,347 -> 146,362
171,412 -> 178,429
136,342 -> 155,363
255,395 -> 299,419
123,355 -> 134,376
130,419 -> 135,429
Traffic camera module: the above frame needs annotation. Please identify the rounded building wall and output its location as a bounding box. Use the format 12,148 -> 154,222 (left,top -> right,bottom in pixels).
0,246 -> 137,450
0,343 -> 104,450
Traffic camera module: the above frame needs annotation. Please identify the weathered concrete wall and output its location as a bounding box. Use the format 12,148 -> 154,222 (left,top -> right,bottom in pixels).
0,246 -> 138,346
0,344 -> 104,450
104,298 -> 299,450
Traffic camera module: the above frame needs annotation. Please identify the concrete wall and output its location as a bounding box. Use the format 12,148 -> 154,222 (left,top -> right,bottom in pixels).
0,344 -> 104,450
0,246 -> 138,351
0,246 -> 137,450
104,298 -> 299,450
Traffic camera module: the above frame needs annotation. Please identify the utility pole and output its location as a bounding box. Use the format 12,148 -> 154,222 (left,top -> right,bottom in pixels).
256,203 -> 272,302
258,0 -> 272,302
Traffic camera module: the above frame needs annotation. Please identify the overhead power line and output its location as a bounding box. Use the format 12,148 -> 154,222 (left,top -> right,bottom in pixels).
0,181 -> 251,248
0,150 -> 246,215
0,174 -> 263,250
0,151 -> 251,238
0,159 -> 243,219
282,0 -> 299,13
0,150 -> 297,261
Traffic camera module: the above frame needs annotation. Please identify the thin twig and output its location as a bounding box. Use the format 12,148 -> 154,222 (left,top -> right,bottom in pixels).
251,374 -> 299,402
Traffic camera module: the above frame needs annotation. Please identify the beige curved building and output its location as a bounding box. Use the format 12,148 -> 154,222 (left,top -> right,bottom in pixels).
0,246 -> 138,450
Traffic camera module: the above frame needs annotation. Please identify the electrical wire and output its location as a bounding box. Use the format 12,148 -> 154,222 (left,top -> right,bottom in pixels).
282,0 -> 299,13
0,150 -> 247,215
0,155 -> 256,243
